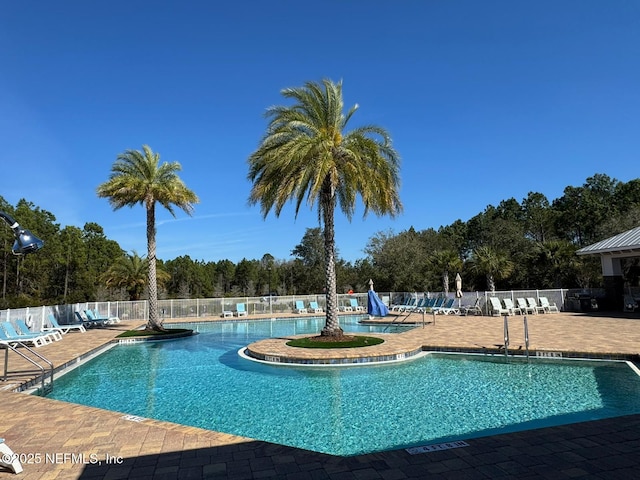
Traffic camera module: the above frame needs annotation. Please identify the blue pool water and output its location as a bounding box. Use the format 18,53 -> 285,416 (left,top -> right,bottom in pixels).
46,316 -> 640,456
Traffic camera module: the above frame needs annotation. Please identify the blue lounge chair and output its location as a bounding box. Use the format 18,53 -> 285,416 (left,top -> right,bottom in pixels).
428,298 -> 445,312
0,321 -> 50,347
391,297 -> 415,312
434,298 -> 460,315
294,301 -> 308,314
349,298 -> 365,312
235,303 -> 248,317
75,311 -> 103,328
85,309 -> 113,325
309,301 -> 323,313
406,298 -> 427,312
92,309 -> 120,323
44,313 -> 86,334
416,298 -> 436,313
15,319 -> 62,342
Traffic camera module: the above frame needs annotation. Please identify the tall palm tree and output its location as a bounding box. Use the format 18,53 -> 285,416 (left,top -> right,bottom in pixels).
97,145 -> 199,331
248,79 -> 402,337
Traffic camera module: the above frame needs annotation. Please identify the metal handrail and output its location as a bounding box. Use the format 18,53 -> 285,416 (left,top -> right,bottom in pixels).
524,315 -> 530,359
503,315 -> 510,360
383,305 -> 429,332
1,342 -> 54,393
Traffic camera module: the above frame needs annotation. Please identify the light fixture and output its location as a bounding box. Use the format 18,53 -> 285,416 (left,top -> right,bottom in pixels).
0,212 -> 45,255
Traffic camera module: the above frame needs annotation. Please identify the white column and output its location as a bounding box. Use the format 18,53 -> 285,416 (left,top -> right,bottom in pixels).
601,256 -> 623,276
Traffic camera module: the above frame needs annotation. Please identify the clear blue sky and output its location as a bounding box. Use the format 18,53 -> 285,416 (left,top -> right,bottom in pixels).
1,1 -> 639,264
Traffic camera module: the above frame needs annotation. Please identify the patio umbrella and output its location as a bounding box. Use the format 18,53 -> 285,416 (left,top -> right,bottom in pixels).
455,273 -> 463,307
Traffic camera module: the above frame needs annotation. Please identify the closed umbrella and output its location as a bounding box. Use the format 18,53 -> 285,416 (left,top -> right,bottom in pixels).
455,273 -> 463,307
367,278 -> 389,317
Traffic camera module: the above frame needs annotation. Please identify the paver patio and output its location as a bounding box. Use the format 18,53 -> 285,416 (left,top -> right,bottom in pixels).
0,311 -> 639,479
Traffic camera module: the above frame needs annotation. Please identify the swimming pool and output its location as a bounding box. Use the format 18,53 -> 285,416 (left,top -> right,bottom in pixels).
46,316 -> 640,456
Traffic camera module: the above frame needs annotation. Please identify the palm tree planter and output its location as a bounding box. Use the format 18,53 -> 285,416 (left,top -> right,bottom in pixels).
248,79 -> 402,339
97,145 -> 199,331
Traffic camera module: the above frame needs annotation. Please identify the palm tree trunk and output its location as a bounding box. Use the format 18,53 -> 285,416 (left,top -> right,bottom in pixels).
321,190 -> 342,337
146,202 -> 162,331
443,270 -> 449,295
487,274 -> 496,293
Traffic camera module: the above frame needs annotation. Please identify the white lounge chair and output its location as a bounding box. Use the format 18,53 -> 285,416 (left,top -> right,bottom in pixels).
489,297 -> 510,316
503,298 -> 521,315
516,298 -> 535,315
339,303 -> 353,312
539,297 -> 559,313
527,297 -> 545,314
461,298 -> 482,316
0,438 -> 23,474
624,296 -> 638,312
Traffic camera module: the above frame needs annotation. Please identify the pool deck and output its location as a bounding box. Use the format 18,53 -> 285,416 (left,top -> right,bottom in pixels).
1,311 -> 639,479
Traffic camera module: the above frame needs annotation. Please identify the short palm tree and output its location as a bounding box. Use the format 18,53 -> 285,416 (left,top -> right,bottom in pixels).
97,145 -> 198,331
101,251 -> 170,301
469,245 -> 514,293
429,249 -> 462,295
248,79 -> 402,337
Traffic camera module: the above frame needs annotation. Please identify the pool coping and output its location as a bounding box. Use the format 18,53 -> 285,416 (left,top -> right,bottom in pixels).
239,345 -> 427,366
242,334 -> 640,367
17,316 -> 640,390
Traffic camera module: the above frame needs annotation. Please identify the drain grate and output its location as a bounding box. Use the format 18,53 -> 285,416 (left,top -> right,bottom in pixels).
406,440 -> 469,455
121,414 -> 146,422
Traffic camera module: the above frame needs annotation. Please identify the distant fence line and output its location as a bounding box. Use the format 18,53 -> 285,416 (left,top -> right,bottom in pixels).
0,288 -> 603,332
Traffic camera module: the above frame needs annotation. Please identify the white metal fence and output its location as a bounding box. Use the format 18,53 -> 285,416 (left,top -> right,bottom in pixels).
0,288 -> 604,333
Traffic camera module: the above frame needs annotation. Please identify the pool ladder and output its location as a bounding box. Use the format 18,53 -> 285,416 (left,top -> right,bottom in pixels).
503,315 -> 530,360
383,307 -> 417,332
1,342 -> 54,394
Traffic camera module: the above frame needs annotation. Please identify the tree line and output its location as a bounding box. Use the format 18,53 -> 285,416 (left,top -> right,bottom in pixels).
1,172 -> 639,309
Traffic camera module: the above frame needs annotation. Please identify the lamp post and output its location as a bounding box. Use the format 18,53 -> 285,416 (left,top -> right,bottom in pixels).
0,212 -> 44,255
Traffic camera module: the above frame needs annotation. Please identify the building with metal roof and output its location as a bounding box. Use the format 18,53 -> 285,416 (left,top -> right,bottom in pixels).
577,226 -> 640,310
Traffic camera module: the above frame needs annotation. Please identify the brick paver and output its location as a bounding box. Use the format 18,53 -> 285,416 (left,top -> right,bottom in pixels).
0,311 -> 639,479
